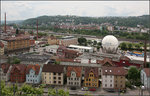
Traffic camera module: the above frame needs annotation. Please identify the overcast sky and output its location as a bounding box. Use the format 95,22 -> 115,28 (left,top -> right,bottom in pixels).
1,1 -> 149,21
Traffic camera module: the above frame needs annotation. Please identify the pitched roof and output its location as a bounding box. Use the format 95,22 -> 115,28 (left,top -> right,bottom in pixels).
0,63 -> 11,73
67,66 -> 82,77
84,67 -> 98,78
101,58 -> 115,66
120,56 -> 130,61
102,66 -> 127,76
26,64 -> 40,75
42,64 -> 64,73
0,41 -> 4,48
10,64 -> 26,74
144,68 -> 150,77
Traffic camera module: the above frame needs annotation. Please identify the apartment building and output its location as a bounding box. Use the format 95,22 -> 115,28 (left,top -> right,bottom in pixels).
67,66 -> 82,87
42,64 -> 64,85
102,67 -> 127,91
84,67 -> 99,87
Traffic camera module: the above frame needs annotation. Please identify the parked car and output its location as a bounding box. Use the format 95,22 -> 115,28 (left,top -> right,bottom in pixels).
89,88 -> 96,91
81,87 -> 88,91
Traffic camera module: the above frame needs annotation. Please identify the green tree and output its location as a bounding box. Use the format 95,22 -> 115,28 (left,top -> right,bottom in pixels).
128,43 -> 133,50
127,66 -> 140,85
120,42 -> 127,50
93,40 -> 97,46
48,88 -> 56,96
16,28 -> 19,34
78,37 -> 87,45
12,58 -> 21,64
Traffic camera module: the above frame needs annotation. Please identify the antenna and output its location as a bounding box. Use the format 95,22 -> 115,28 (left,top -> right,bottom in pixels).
5,12 -> 6,33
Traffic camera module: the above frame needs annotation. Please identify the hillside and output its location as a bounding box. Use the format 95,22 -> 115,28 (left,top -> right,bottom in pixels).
22,15 -> 150,28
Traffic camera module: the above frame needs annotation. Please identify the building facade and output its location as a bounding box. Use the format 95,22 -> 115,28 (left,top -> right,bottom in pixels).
84,67 -> 99,87
47,36 -> 59,45
0,41 -> 4,55
0,63 -> 12,81
2,36 -> 30,53
59,36 -> 78,46
57,46 -> 80,59
10,64 -> 26,83
67,66 -> 82,87
141,68 -> 150,90
26,64 -> 42,84
102,67 -> 127,91
42,64 -> 64,85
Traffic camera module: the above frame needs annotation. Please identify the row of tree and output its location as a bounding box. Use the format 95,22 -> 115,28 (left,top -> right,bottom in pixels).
0,81 -> 69,96
119,42 -> 149,51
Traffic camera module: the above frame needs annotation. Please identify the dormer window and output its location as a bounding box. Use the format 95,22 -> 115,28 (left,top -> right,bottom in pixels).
123,61 -> 125,63
105,70 -> 107,72
110,70 -> 112,72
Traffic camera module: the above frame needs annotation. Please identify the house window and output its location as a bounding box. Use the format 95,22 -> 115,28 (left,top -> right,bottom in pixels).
58,77 -> 61,80
58,73 -> 61,75
110,80 -> 112,82
110,84 -> 112,87
120,85 -> 122,87
105,84 -> 107,87
54,73 -> 56,75
89,79 -> 91,81
105,75 -> 107,78
110,76 -> 112,78
54,81 -> 56,83
58,81 -> 61,84
105,80 -> 107,82
54,77 -> 56,79
74,78 -> 76,80
45,77 -> 46,79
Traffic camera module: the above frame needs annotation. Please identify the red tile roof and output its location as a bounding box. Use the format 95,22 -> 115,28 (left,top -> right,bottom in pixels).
42,64 -> 64,73
0,41 -> 4,48
67,66 -> 82,77
0,63 -> 11,73
102,66 -> 127,76
26,64 -> 40,75
10,64 -> 26,74
84,67 -> 98,78
144,68 -> 150,77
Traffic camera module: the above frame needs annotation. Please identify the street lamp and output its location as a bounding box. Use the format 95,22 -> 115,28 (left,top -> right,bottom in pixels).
141,85 -> 145,96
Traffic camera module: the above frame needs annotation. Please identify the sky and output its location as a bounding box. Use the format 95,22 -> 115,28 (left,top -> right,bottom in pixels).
1,1 -> 149,21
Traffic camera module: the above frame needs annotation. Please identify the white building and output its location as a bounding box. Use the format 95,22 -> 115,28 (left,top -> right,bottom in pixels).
45,45 -> 59,54
141,68 -> 150,90
68,45 -> 94,53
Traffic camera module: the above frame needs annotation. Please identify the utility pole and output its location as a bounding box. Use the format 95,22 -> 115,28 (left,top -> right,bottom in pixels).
144,39 -> 147,68
5,12 -> 6,33
37,19 -> 38,40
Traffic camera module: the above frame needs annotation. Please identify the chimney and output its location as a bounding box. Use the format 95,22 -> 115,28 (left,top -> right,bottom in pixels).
36,19 -> 38,40
144,40 -> 147,68
5,12 -> 6,33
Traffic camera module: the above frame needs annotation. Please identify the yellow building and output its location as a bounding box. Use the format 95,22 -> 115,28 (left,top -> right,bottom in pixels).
84,67 -> 99,87
47,36 -> 59,45
2,36 -> 30,52
42,64 -> 64,85
0,41 -> 4,55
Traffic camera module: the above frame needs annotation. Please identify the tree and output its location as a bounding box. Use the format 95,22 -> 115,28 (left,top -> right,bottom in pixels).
78,37 -> 87,45
16,28 -> 19,34
93,40 -> 97,46
12,58 -> 21,64
128,43 -> 133,50
127,66 -> 140,85
120,42 -> 127,50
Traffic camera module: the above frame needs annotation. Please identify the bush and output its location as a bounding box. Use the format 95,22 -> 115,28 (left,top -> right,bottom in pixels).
125,81 -> 132,89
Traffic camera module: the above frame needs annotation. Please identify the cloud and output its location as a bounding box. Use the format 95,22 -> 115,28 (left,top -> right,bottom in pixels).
1,1 -> 149,20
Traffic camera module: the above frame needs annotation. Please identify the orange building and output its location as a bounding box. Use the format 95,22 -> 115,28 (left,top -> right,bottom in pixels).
2,36 -> 30,53
47,35 -> 59,45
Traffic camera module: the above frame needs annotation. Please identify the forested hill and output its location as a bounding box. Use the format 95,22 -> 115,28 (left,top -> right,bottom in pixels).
22,15 -> 150,28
